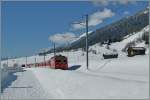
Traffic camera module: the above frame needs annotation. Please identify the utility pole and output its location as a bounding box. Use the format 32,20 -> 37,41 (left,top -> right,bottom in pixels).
85,14 -> 89,69
7,56 -> 8,67
44,54 -> 46,66
35,57 -> 36,67
54,43 -> 56,56
67,41 -> 69,57
25,56 -> 27,66
71,14 -> 89,69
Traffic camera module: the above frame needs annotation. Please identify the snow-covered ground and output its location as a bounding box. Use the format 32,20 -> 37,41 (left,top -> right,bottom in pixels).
1,54 -> 149,99
1,25 -> 149,99
1,70 -> 47,100
1,69 -> 49,99
29,55 -> 149,99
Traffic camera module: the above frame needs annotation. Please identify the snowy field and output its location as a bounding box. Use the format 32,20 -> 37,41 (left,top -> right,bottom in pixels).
29,55 -> 149,99
1,55 -> 149,99
1,25 -> 149,99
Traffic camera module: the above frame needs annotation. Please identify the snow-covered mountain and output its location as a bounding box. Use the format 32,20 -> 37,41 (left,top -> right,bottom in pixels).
37,8 -> 149,54
69,8 -> 149,50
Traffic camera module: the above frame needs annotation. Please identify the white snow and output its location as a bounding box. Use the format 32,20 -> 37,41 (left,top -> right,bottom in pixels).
71,31 -> 92,43
1,69 -> 49,99
103,49 -> 118,55
143,10 -> 149,14
29,55 -> 149,99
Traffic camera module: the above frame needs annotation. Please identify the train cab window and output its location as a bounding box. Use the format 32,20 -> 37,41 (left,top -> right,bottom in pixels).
56,60 -> 61,62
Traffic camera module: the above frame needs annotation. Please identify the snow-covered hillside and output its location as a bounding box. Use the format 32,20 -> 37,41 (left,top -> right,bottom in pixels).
71,31 -> 92,43
1,25 -> 149,99
111,25 -> 149,52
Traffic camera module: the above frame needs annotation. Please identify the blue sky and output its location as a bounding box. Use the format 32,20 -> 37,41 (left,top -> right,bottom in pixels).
1,1 -> 149,57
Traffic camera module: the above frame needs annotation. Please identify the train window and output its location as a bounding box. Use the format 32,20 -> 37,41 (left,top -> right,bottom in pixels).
64,60 -> 66,62
56,60 -> 61,62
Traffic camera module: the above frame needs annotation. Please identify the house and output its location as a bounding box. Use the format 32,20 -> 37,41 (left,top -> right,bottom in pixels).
127,47 -> 145,57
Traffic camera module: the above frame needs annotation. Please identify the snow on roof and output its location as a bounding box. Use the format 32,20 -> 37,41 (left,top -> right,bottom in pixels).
103,50 -> 118,55
129,47 -> 145,50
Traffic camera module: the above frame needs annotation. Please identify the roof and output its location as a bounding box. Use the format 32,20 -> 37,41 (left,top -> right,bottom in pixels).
50,55 -> 67,59
128,47 -> 145,50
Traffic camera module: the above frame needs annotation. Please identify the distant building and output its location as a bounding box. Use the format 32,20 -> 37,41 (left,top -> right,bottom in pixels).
143,32 -> 149,44
127,47 -> 146,57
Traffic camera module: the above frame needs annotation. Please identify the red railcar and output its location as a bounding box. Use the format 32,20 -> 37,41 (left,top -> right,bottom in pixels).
49,55 -> 68,70
27,55 -> 68,70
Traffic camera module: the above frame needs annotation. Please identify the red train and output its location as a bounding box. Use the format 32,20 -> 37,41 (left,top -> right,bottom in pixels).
26,55 -> 68,70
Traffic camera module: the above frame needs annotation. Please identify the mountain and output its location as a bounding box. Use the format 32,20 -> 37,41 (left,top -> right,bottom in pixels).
38,8 -> 149,55
70,8 -> 149,49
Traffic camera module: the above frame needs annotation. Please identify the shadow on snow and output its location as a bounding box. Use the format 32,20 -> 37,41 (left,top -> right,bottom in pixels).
68,65 -> 81,70
1,68 -> 26,93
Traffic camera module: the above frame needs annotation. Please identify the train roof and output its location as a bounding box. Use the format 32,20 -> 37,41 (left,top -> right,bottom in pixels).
50,55 -> 67,59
